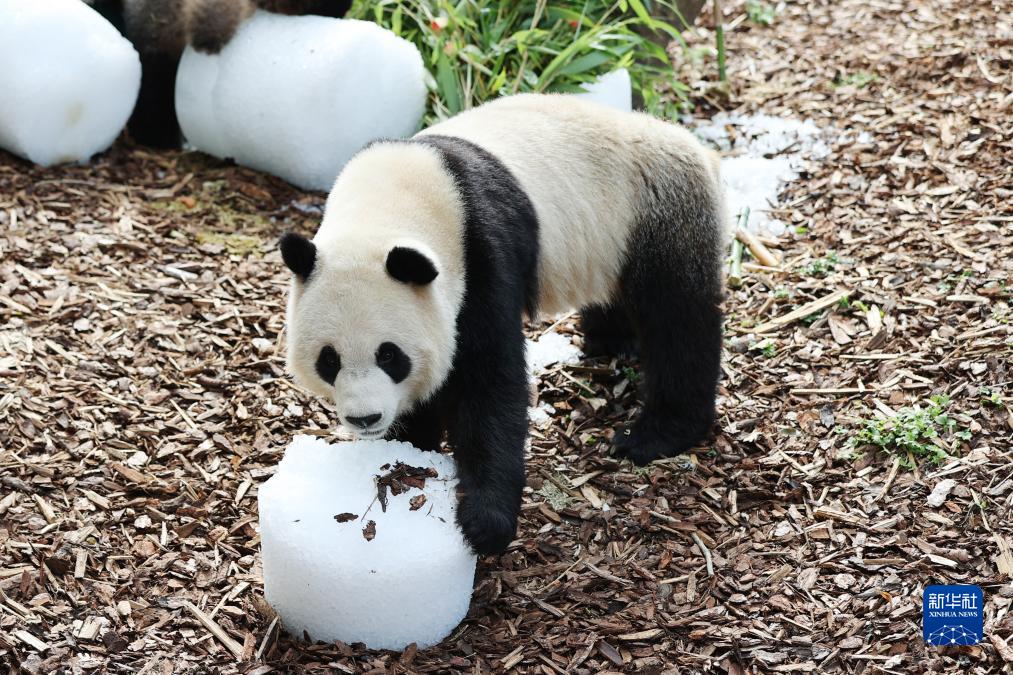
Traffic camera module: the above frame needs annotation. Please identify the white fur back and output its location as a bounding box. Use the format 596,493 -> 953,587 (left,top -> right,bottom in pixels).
418,94 -> 723,314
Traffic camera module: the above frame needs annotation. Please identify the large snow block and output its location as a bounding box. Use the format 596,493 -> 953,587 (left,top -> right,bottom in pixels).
176,13 -> 427,191
0,0 -> 141,166
259,436 -> 476,650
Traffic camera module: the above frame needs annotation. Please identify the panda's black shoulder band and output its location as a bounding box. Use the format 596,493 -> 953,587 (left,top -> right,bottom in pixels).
279,232 -> 316,282
386,246 -> 438,285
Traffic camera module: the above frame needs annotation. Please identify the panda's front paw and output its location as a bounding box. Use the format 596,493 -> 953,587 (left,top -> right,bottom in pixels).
455,489 -> 518,556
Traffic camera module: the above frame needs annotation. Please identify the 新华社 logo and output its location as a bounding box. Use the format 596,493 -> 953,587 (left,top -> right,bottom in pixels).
922,585 -> 983,646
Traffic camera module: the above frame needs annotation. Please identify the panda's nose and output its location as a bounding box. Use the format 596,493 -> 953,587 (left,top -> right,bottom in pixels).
347,413 -> 382,429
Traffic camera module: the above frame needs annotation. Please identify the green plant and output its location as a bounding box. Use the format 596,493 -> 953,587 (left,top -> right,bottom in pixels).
714,0 -> 726,82
622,366 -> 641,384
801,311 -> 823,326
773,286 -> 789,300
832,71 -> 879,88
350,0 -> 691,123
981,389 -> 1003,407
536,481 -> 574,510
848,395 -> 969,466
801,251 -> 840,277
745,0 -> 775,25
993,300 -> 1010,324
750,339 -> 777,357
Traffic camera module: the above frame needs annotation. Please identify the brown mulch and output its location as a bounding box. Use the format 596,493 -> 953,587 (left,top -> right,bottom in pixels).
1,0 -> 1011,672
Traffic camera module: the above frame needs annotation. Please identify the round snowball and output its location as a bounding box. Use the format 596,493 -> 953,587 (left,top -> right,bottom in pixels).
0,0 -> 140,166
259,436 -> 476,650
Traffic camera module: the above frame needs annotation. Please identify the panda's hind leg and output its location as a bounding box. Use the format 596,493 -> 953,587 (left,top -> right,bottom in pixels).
579,303 -> 638,358
612,207 -> 724,465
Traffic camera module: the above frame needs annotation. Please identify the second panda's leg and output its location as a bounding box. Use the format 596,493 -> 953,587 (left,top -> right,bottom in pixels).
128,52 -> 183,148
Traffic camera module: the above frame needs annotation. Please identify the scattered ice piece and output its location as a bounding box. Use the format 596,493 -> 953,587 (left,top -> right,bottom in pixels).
176,13 -> 426,191
251,337 -> 274,356
691,113 -> 830,235
528,402 -> 556,427
574,68 -> 632,112
526,331 -> 582,375
259,435 -> 475,650
125,451 -> 148,468
0,0 -> 140,166
926,478 -> 957,507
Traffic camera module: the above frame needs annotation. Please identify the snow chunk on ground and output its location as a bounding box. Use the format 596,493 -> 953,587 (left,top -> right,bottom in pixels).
176,13 -> 426,191
528,402 -> 556,427
526,330 -> 582,375
259,436 -> 475,650
0,0 -> 140,166
692,113 -> 831,235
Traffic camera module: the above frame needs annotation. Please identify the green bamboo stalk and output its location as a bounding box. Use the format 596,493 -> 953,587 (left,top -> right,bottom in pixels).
714,0 -> 727,82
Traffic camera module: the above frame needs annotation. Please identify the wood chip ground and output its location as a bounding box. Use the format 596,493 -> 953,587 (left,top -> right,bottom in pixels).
1,0 -> 1010,672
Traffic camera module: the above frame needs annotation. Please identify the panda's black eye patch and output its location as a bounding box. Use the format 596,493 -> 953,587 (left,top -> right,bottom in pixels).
315,345 -> 340,385
376,342 -> 410,383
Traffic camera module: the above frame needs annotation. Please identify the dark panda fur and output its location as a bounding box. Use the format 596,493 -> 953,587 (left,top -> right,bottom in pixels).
112,0 -> 351,148
384,135 -> 539,554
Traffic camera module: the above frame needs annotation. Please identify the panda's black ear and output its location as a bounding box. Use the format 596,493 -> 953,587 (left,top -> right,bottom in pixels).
279,232 -> 316,281
386,246 -> 438,286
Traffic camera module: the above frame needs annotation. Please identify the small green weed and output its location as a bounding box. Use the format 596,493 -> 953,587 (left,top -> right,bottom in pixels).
801,311 -> 823,326
833,71 -> 879,88
773,287 -> 790,300
801,251 -> 840,278
851,299 -> 871,313
536,481 -> 573,510
195,231 -> 263,257
991,300 -> 1010,324
981,389 -> 1003,407
622,366 -> 641,384
848,395 -> 969,467
750,339 -> 777,357
745,0 -> 775,25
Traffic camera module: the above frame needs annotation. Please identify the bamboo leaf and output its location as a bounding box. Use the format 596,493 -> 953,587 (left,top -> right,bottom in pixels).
436,51 -> 463,114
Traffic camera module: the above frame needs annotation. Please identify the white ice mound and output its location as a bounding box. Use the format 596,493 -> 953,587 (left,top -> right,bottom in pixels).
0,0 -> 140,166
176,13 -> 427,191
692,113 -> 831,235
259,435 -> 476,650
527,330 -> 582,375
575,68 -> 632,112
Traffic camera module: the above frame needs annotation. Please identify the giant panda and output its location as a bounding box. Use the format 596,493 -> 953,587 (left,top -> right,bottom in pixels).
110,0 -> 351,147
280,94 -> 727,555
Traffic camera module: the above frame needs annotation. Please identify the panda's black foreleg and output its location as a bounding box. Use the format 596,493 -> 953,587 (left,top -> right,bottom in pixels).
614,267 -> 723,465
445,326 -> 529,556
387,399 -> 443,452
579,303 -> 638,357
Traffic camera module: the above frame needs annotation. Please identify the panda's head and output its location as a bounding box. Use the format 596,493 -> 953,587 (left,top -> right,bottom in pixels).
280,231 -> 455,439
